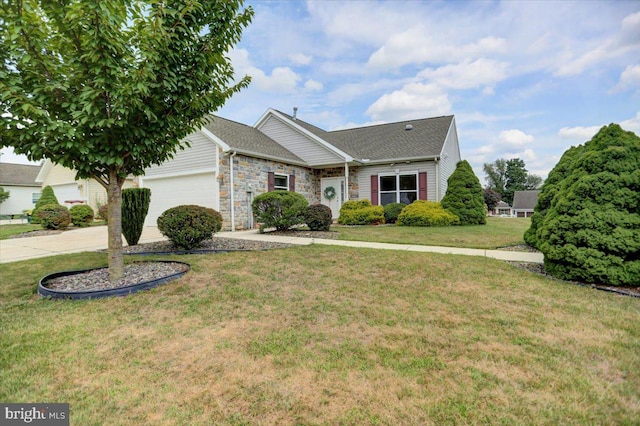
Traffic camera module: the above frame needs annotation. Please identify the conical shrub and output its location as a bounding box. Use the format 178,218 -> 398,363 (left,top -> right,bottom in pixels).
32,185 -> 60,224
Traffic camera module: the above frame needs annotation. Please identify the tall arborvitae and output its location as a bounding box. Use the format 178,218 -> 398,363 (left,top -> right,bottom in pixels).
121,188 -> 151,246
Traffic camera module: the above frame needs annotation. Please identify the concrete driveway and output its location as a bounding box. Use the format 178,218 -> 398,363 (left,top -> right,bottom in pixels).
0,226 -> 166,263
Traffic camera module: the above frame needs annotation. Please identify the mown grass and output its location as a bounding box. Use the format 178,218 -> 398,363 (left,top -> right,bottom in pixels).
334,216 -> 532,249
0,223 -> 42,239
1,246 -> 639,425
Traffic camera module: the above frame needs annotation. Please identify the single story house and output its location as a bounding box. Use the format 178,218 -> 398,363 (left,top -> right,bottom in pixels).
0,163 -> 42,217
491,200 -> 513,217
36,161 -> 137,213
512,190 -> 540,218
141,108 -> 462,230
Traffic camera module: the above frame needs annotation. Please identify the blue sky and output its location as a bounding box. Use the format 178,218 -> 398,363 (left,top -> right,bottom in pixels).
3,0 -> 639,183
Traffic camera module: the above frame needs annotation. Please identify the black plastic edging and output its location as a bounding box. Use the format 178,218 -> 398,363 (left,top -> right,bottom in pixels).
38,260 -> 190,300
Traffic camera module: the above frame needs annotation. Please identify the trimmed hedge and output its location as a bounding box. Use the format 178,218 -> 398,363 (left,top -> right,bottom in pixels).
397,201 -> 459,227
69,204 -> 94,227
337,199 -> 385,225
37,204 -> 71,230
122,188 -> 151,246
383,202 -> 406,224
305,203 -> 333,231
252,191 -> 308,232
157,205 -> 223,250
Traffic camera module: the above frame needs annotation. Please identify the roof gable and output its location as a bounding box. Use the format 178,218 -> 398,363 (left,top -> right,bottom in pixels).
202,115 -> 305,165
275,111 -> 454,162
512,190 -> 541,210
0,163 -> 41,186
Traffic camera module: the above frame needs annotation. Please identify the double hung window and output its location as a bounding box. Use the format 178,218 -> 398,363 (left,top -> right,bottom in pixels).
379,173 -> 418,206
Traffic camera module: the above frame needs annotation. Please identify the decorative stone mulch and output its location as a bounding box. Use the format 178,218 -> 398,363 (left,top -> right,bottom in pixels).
10,229 -> 63,238
43,261 -> 189,293
121,236 -> 292,254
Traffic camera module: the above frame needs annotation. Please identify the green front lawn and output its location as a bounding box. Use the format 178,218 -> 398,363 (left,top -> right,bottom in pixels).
0,223 -> 42,239
1,246 -> 638,424
334,216 -> 532,249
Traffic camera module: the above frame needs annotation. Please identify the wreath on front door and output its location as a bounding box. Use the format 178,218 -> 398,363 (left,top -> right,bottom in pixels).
323,186 -> 337,200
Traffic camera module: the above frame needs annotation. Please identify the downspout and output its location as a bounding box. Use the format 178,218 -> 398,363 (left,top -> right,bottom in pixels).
435,157 -> 440,201
344,162 -> 349,202
229,151 -> 237,231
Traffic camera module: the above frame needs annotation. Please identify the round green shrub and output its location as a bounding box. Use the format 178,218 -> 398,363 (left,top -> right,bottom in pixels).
530,124 -> 640,286
37,204 -> 71,230
69,204 -> 94,227
252,191 -> 308,232
383,202 -> 406,224
157,205 -> 223,250
305,203 -> 333,231
337,199 -> 385,225
397,200 -> 459,227
32,185 -> 60,224
441,160 -> 486,225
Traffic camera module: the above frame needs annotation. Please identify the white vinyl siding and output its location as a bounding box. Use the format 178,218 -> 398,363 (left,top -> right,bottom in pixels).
438,119 -> 462,200
144,132 -> 218,178
359,162 -> 437,203
257,116 -> 344,166
142,172 -> 219,227
0,186 -> 40,215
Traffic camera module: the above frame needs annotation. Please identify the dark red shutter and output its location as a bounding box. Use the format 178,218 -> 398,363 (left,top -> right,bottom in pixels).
418,172 -> 427,200
289,174 -> 295,192
371,175 -> 379,205
268,172 -> 275,191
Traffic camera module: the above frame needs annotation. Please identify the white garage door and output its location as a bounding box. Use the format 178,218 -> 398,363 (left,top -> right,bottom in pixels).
143,173 -> 218,227
54,183 -> 83,205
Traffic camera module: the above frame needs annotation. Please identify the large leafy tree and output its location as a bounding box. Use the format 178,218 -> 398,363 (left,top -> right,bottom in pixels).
1,0 -> 253,281
441,160 -> 486,225
530,124 -> 640,286
503,158 -> 527,205
483,157 -> 542,205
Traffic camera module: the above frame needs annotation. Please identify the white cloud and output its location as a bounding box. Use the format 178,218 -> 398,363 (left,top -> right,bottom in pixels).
229,49 -> 301,93
366,83 -> 452,122
367,28 -> 507,69
610,64 -> 640,93
304,79 -> 323,91
499,129 -> 534,146
418,58 -> 508,90
289,53 -> 312,65
558,126 -> 601,140
621,112 -> 640,134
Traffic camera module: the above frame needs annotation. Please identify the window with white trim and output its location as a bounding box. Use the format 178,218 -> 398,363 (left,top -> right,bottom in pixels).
379,173 -> 417,206
274,173 -> 289,191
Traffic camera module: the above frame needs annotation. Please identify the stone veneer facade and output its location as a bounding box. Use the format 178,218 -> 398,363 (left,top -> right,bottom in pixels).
217,151 -> 362,231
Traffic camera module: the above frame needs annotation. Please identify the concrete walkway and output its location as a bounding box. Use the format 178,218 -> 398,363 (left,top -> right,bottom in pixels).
1,226 -> 543,264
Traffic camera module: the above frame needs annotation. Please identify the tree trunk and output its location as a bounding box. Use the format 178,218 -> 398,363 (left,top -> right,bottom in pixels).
106,171 -> 124,282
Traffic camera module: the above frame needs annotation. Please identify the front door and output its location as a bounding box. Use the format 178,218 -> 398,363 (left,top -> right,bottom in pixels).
321,177 -> 345,219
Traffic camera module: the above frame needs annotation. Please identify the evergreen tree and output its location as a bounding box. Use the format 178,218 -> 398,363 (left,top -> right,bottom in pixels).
121,188 -> 151,246
533,124 -> 640,286
441,160 -> 486,225
32,185 -> 60,224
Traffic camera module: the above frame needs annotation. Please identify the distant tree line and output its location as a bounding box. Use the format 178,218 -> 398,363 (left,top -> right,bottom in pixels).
483,158 -> 543,207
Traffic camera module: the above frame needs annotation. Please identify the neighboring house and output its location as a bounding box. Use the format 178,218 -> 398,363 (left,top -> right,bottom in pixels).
0,163 -> 41,216
491,200 -> 513,217
512,190 -> 540,218
142,108 -> 462,230
36,161 -> 136,212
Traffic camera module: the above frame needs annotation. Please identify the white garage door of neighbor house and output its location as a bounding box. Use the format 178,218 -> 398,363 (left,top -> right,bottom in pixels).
54,183 -> 82,205
144,173 -> 218,227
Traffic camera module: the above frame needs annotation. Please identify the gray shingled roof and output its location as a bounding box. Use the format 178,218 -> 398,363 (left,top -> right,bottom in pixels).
0,163 -> 41,187
203,116 -> 304,164
512,190 -> 541,210
277,110 -> 454,161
